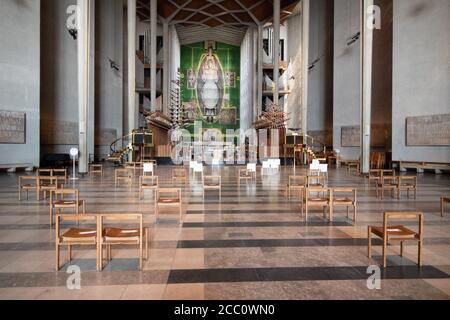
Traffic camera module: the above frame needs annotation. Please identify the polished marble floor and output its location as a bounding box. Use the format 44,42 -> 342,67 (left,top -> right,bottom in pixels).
0,165 -> 449,300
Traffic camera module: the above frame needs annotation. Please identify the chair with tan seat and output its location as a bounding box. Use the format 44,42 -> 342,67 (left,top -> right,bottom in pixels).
368,212 -> 424,268
115,168 -> 132,188
307,175 -> 326,188
376,175 -> 398,199
99,213 -> 148,271
172,168 -> 187,185
49,189 -> 86,226
441,197 -> 450,217
89,164 -> 104,178
397,176 -> 417,199
286,176 -> 307,199
55,214 -> 99,271
238,168 -> 252,186
347,160 -> 360,172
368,169 -> 382,187
18,176 -> 39,200
37,168 -> 53,177
332,188 -> 357,222
52,169 -> 68,184
203,176 -> 221,199
302,187 -> 333,222
156,188 -> 182,224
139,176 -> 158,200
39,176 -> 63,201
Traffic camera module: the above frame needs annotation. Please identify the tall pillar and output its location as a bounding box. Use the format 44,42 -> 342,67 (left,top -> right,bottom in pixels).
77,0 -> 95,174
252,27 -> 258,122
360,0 -> 374,174
301,0 -> 310,143
273,0 -> 280,105
150,0 -> 157,111
127,0 -> 136,132
163,21 -> 169,114
257,24 -> 264,116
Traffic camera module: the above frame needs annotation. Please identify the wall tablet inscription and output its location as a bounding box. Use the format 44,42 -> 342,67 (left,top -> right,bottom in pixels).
406,114 -> 450,146
0,111 -> 26,144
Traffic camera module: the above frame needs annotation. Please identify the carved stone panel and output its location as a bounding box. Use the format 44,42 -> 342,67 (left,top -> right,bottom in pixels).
41,120 -> 78,145
406,114 -> 450,146
341,126 -> 360,147
0,111 -> 26,144
95,128 -> 117,146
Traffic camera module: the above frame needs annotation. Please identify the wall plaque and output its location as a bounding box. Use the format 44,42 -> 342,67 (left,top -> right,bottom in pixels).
41,120 -> 78,145
0,111 -> 26,144
95,128 -> 117,146
406,114 -> 450,146
341,125 -> 389,147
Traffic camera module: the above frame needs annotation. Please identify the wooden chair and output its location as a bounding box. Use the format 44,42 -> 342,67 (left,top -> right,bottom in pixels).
37,168 -> 52,177
172,168 -> 187,185
397,176 -> 417,199
142,162 -> 155,176
99,213 -> 148,271
347,161 -> 360,172
368,169 -> 382,186
238,168 -> 252,186
52,169 -> 68,184
368,212 -> 424,268
89,164 -> 103,178
302,187 -> 332,222
332,188 -> 357,222
39,176 -> 62,201
125,162 -> 140,177
49,189 -> 86,226
307,175 -> 326,188
139,176 -> 158,200
286,176 -> 307,199
115,168 -> 132,188
203,176 -> 221,199
441,197 -> 450,217
55,214 -> 99,271
156,188 -> 182,224
18,176 -> 39,201
376,175 -> 398,199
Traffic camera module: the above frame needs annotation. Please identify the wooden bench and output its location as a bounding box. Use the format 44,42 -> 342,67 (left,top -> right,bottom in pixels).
1,163 -> 34,173
397,161 -> 450,174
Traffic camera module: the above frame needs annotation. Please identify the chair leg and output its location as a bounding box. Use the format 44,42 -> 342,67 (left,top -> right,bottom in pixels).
68,245 -> 72,261
49,206 -> 53,226
107,245 -> 111,261
400,241 -> 404,257
55,244 -> 60,271
368,227 -> 372,258
145,228 -> 149,260
441,198 -> 444,218
353,206 -> 357,222
418,241 -> 423,267
139,241 -> 143,271
383,237 -> 388,268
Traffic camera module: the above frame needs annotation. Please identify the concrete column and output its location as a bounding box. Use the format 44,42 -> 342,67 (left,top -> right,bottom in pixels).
257,25 -> 264,116
77,0 -> 95,174
301,0 -> 310,143
360,0 -> 374,174
150,0 -> 157,111
127,0 -> 136,132
252,27 -> 258,122
273,0 -> 280,105
163,21 -> 169,114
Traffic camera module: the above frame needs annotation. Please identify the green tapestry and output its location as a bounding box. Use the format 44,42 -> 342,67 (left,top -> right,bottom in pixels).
180,41 -> 240,134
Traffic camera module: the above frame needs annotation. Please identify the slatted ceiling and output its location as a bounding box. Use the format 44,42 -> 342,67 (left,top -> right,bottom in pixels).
205,4 -> 223,15
176,24 -> 248,46
204,18 -> 222,28
221,1 -> 243,11
219,14 -> 239,24
190,12 -> 209,22
186,0 -> 207,10
173,10 -> 193,21
136,0 -> 300,27
159,1 -> 177,18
